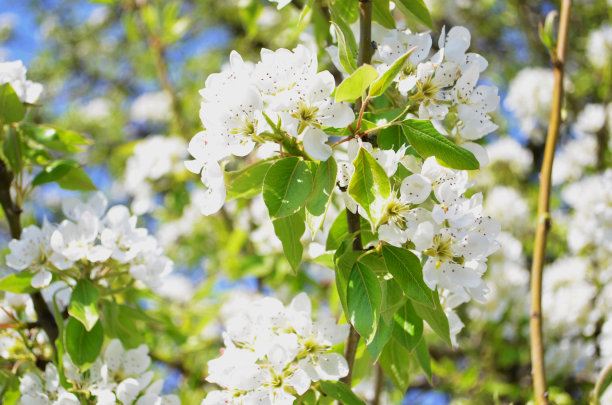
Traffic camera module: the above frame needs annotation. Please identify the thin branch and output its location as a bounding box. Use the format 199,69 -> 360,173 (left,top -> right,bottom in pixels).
529,1 -> 572,404
0,159 -> 59,356
341,0 -> 374,389
373,364 -> 384,405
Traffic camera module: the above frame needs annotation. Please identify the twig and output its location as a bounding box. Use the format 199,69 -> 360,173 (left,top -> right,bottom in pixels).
529,1 -> 572,404
341,0 -> 374,389
373,364 -> 384,405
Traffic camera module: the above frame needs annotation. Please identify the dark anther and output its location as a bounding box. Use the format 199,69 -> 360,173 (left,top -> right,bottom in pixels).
371,41 -> 378,50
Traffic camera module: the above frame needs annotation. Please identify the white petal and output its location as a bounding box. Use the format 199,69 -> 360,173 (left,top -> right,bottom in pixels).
315,352 -> 349,380
31,270 -> 52,289
400,174 -> 431,204
303,128 -> 332,161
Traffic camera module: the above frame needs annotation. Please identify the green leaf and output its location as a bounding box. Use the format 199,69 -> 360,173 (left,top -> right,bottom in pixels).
330,22 -> 358,74
348,147 -> 390,227
369,48 -> 416,97
335,64 -> 379,103
371,0 -> 396,29
319,380 -> 366,405
367,313 -> 392,360
330,0 -> 359,23
0,272 -> 37,293
21,124 -> 90,153
56,167 -> 97,191
272,210 -> 306,271
392,300 -> 423,352
413,289 -> 451,346
263,157 -> 313,218
101,301 -> 143,349
348,261 -> 382,343
0,83 -> 25,124
335,250 -> 362,315
413,338 -> 432,382
64,317 -> 103,367
226,159 -> 275,200
2,128 -> 24,173
32,159 -> 78,186
306,158 -> 337,236
378,124 -> 408,152
379,336 -> 412,391
382,245 -> 435,307
401,120 -> 479,170
395,0 -> 434,29
539,10 -> 557,52
68,280 -> 100,331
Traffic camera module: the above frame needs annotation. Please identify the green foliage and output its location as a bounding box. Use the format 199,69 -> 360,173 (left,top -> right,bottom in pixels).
379,336 -> 412,391
0,272 -> 37,293
348,147 -> 390,227
382,245 -> 434,307
348,260 -> 382,343
395,0 -> 434,29
32,159 -> 96,190
391,300 -> 423,352
0,84 -> 25,124
101,301 -> 144,349
335,65 -> 379,103
64,317 -> 103,367
272,210 -> 306,271
306,157 -> 337,236
401,120 -> 480,170
68,280 -> 100,332
318,380 -> 366,405
371,0 -> 396,29
226,159 -> 276,200
369,49 -> 415,98
263,157 -> 313,218
413,289 -> 452,346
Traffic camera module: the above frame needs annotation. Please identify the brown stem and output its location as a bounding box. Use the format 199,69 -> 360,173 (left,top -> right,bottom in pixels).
373,364 -> 384,405
341,0 -> 374,389
0,159 -> 59,354
529,1 -> 571,404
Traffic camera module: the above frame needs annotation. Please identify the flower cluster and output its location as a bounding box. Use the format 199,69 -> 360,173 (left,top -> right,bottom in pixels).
371,155 -> 500,344
202,293 -> 349,405
0,59 -> 43,103
19,340 -> 179,405
373,26 -> 499,148
186,45 -> 354,215
6,192 -> 173,289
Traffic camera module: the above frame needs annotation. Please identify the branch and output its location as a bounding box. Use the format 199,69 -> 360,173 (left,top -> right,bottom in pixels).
0,159 -> 59,355
529,1 -> 572,404
341,0 -> 374,388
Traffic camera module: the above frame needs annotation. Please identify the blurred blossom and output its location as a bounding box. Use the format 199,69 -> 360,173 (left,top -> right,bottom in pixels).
78,97 -> 112,122
124,135 -> 187,215
504,67 -> 554,144
484,137 -> 533,177
587,25 -> 612,69
130,91 -> 172,123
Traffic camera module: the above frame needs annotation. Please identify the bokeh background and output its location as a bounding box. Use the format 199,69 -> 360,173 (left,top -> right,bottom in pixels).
1,0 -> 611,403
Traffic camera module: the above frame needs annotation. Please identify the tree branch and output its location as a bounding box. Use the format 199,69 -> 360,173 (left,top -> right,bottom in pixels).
341,0 -> 374,388
0,159 -> 59,355
529,1 -> 572,403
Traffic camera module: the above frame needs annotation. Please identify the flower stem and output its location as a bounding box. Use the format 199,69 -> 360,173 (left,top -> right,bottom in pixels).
529,1 -> 571,403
